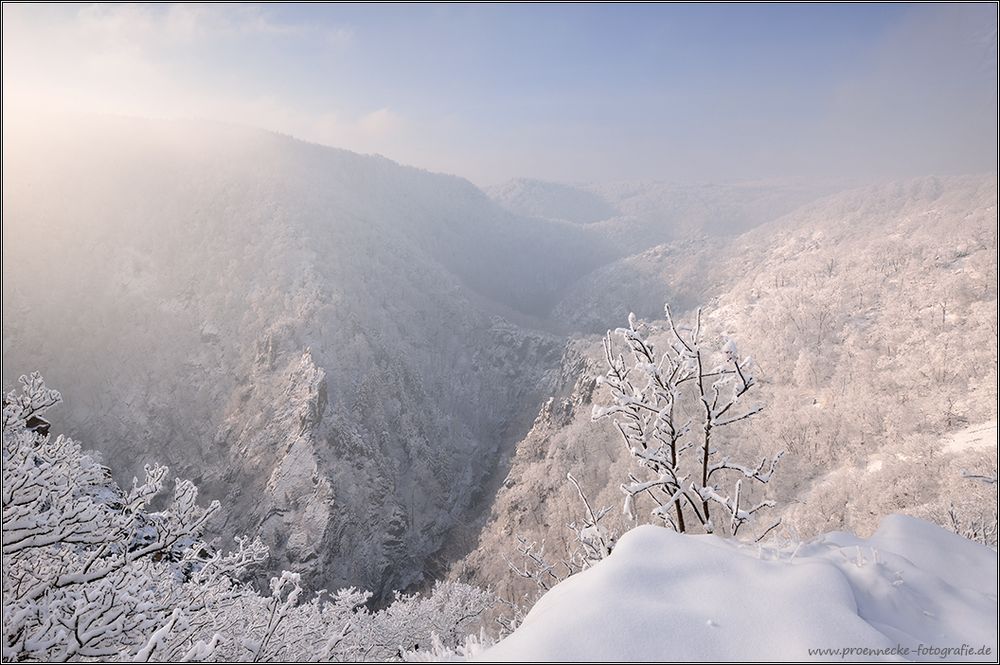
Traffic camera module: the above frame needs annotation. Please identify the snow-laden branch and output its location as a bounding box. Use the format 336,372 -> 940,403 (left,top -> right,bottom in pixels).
592,306 -> 782,538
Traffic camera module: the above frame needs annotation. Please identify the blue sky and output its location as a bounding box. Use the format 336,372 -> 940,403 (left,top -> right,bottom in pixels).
2,3 -> 996,184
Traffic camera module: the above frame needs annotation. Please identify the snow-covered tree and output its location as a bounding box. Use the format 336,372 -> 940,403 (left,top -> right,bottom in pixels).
2,373 -> 229,660
592,306 -> 782,537
565,472 -> 615,565
942,467 -> 999,549
2,373 -> 495,661
500,472 -> 615,630
352,581 -> 496,661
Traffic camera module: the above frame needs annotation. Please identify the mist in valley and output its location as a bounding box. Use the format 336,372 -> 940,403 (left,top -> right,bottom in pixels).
2,3 -> 997,662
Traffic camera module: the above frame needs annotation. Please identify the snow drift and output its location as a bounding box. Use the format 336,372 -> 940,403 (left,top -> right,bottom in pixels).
483,517 -> 998,662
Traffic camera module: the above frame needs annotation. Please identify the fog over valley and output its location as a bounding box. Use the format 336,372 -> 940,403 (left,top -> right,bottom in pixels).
2,3 -> 996,662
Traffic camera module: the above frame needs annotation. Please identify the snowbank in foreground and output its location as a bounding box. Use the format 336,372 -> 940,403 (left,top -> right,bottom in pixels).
482,516 -> 997,662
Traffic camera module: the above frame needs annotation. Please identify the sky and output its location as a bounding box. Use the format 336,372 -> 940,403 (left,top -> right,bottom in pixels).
2,3 -> 997,185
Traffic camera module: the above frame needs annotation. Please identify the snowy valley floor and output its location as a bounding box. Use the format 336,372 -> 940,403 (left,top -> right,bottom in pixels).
479,516 -> 997,662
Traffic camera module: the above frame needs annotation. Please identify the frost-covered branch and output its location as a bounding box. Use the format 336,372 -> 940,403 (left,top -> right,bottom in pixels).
566,473 -> 615,565
592,305 -> 781,537
503,536 -> 577,593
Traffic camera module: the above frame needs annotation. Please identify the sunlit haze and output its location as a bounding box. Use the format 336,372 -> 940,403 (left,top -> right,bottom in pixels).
2,4 -> 998,662
3,2 -> 996,184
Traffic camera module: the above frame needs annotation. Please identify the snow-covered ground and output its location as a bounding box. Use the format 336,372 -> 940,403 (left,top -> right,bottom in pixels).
482,516 -> 997,662
942,422 -> 998,456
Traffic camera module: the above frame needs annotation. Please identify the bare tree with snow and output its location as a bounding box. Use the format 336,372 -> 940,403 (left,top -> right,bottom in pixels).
592,306 -> 782,537
500,472 -> 616,631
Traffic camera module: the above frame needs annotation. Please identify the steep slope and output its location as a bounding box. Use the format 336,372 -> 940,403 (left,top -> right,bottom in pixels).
457,175 -> 998,598
4,114 -> 994,608
0,115 -> 607,599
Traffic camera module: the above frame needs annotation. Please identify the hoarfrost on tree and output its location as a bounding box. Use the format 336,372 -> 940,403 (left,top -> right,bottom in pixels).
1,374 -> 495,662
592,305 -> 782,538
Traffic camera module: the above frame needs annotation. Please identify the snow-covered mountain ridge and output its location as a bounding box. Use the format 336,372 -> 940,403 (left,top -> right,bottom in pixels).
456,174 -> 998,599
2,117 -> 604,598
3,116 -> 996,602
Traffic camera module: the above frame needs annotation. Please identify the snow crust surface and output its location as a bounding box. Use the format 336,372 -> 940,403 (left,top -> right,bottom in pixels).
483,516 -> 998,662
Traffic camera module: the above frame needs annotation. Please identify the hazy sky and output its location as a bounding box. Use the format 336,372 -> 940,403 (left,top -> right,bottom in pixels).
2,3 -> 996,185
